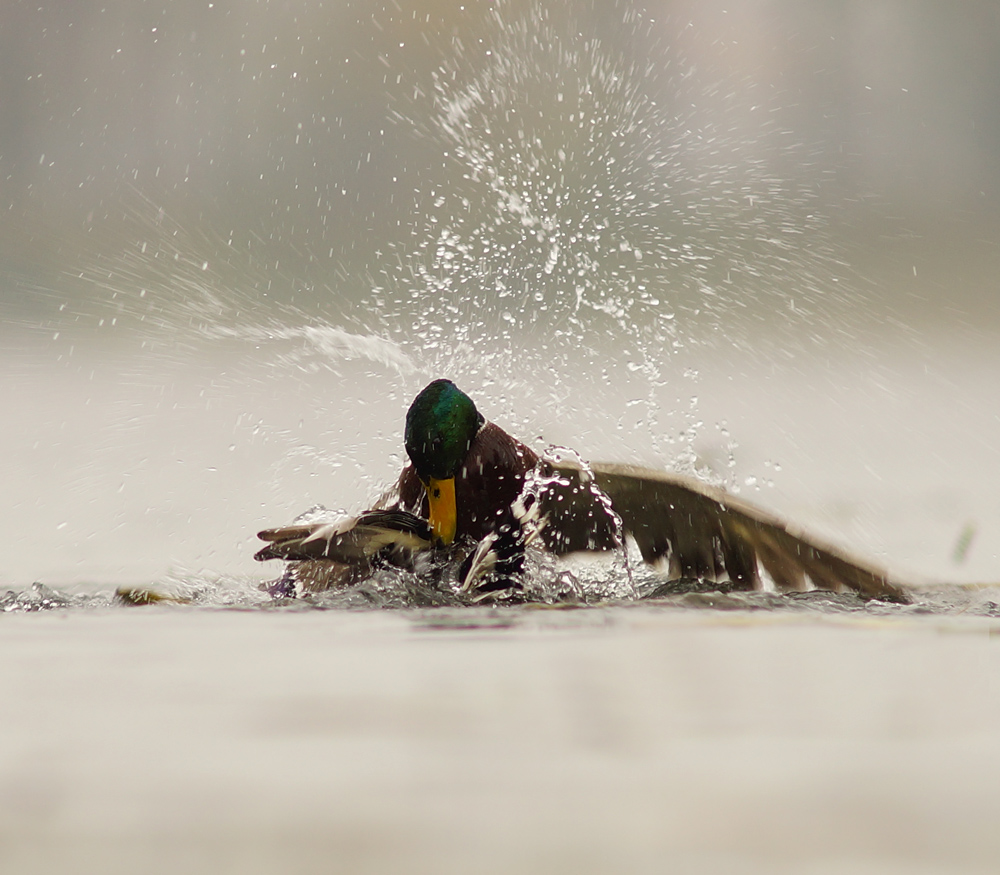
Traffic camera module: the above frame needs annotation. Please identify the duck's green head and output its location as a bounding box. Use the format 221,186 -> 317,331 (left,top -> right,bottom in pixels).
404,379 -> 484,545
404,379 -> 483,481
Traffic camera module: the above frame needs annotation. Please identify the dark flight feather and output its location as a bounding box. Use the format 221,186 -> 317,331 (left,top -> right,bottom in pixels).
539,461 -> 911,603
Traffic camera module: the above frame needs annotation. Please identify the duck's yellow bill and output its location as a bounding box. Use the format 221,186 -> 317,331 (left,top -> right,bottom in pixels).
426,476 -> 457,545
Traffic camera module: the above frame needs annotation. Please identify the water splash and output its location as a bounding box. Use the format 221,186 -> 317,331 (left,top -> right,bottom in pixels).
53,4 -> 860,445
365,1 -> 861,468
532,444 -> 639,599
65,193 -> 410,374
199,324 -> 414,374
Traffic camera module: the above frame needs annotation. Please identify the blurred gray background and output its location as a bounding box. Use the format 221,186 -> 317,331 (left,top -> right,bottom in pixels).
2,0 -> 999,585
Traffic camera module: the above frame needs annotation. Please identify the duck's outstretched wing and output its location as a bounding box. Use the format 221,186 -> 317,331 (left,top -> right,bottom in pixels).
539,461 -> 911,604
255,510 -> 432,564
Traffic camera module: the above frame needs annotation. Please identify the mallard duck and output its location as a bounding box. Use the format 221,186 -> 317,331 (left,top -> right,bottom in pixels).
256,379 -> 911,603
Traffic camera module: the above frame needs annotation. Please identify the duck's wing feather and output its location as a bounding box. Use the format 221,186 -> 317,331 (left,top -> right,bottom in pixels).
255,509 -> 432,564
540,461 -> 911,604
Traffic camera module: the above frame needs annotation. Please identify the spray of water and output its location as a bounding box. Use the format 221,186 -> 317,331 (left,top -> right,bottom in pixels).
362,2 -> 861,470
54,4 -> 860,470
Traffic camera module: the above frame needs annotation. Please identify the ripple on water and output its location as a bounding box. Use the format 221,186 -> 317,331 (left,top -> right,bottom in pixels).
4,576 -> 1000,625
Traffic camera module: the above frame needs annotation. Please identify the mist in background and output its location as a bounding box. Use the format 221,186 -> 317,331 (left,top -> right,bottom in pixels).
2,0 -> 999,586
